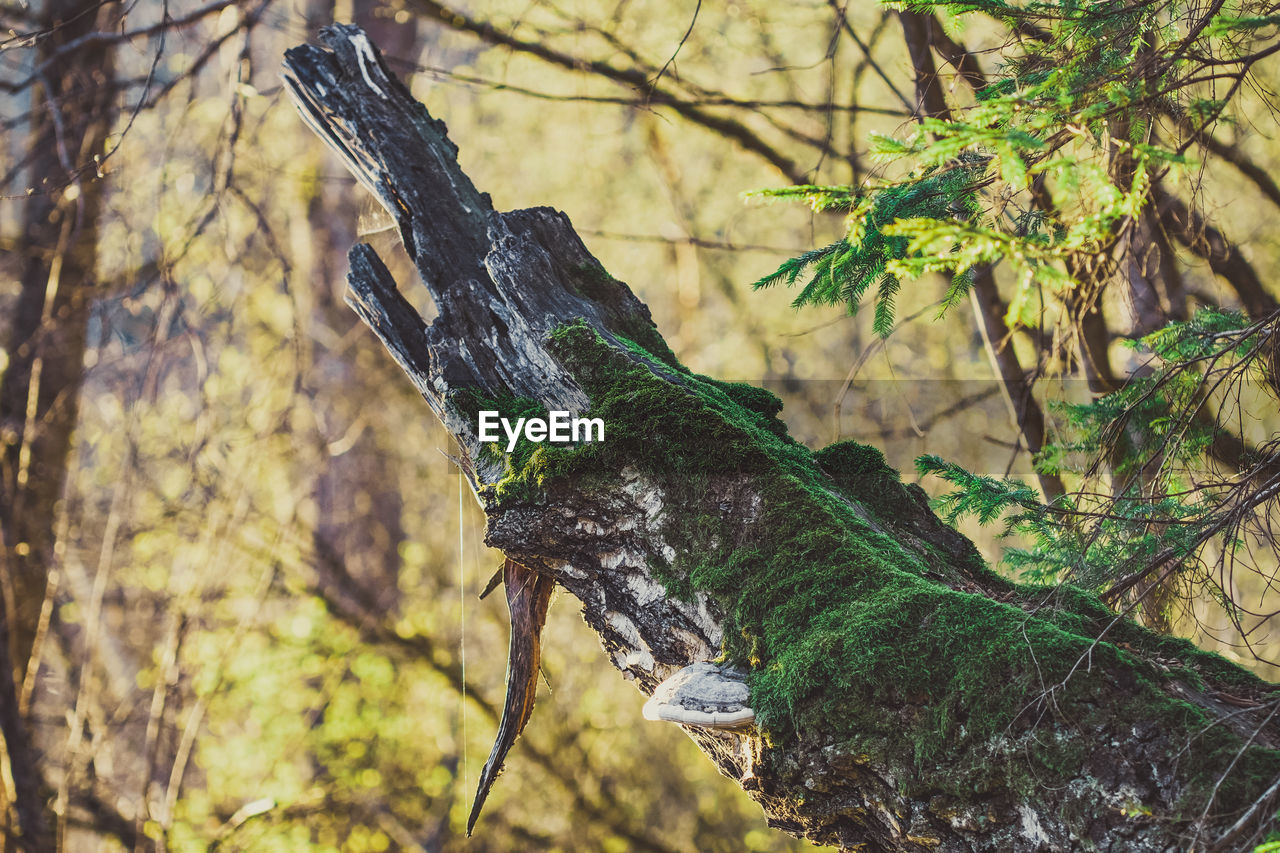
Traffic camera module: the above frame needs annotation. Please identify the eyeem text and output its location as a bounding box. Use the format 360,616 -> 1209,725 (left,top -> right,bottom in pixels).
477,411 -> 605,452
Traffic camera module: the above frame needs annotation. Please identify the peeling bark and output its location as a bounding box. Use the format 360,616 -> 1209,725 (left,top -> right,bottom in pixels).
282,26 -> 1280,852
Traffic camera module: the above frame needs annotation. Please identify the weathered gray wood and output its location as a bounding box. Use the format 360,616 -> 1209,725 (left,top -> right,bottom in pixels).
282,25 -> 1280,852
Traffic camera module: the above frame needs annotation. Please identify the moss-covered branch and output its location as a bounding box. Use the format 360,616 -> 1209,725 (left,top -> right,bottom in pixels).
284,25 -> 1279,851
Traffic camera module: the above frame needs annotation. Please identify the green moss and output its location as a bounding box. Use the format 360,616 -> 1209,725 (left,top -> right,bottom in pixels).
482,318 -> 1280,814
448,388 -> 551,503
1011,584 -> 1271,690
816,440 -> 897,482
566,263 -> 683,370
701,379 -> 790,439
647,555 -> 695,603
815,440 -> 913,517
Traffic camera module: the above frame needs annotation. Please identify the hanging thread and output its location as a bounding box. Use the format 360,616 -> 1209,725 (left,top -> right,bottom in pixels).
458,470 -> 468,806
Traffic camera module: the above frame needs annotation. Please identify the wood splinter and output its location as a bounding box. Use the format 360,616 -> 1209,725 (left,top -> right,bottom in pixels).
466,557 -> 555,835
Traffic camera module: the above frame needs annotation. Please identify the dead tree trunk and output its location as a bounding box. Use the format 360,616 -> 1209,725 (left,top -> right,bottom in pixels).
282,26 -> 1280,852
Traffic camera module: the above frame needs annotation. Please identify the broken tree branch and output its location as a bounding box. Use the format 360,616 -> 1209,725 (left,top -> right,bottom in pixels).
282,25 -> 1280,852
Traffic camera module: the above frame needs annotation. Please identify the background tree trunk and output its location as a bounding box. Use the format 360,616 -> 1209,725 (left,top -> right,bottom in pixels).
896,10 -> 1064,502
0,1 -> 120,847
283,26 -> 1280,852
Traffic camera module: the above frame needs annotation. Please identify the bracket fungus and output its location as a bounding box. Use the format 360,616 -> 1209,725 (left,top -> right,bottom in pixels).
642,662 -> 756,729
